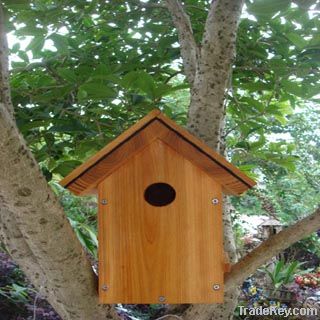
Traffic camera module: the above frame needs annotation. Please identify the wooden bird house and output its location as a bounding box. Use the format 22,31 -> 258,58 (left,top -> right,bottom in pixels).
60,109 -> 255,304
259,218 -> 284,239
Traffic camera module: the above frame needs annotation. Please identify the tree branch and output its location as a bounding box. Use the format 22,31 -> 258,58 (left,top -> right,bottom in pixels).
164,0 -> 198,85
0,4 -> 14,118
202,0 -> 244,59
187,0 -> 245,152
200,0 -> 244,79
225,207 -> 320,290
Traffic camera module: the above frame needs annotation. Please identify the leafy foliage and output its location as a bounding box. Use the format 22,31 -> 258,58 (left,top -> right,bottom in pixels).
261,259 -> 303,291
50,182 -> 98,258
3,0 -> 319,181
4,0 -> 188,180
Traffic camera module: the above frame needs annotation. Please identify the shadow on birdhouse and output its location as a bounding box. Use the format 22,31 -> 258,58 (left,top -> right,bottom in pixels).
60,109 -> 256,304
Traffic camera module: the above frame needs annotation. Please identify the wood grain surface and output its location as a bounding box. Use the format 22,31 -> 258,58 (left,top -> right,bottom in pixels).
98,139 -> 224,304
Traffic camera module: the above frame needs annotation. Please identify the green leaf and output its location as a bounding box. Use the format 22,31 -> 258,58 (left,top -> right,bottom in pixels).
50,34 -> 69,53
284,261 -> 299,283
122,71 -> 157,99
241,97 -> 265,112
274,114 -> 287,125
81,224 -> 98,246
250,135 -> 266,150
286,33 -> 307,50
49,119 -> 89,133
269,59 -> 288,76
237,164 -> 259,180
77,88 -> 87,100
153,83 -> 189,99
17,51 -> 29,63
52,160 -> 82,176
272,156 -> 297,171
274,259 -> 285,278
138,74 -> 157,98
26,37 -> 44,53
248,0 -> 291,18
78,82 -> 115,100
281,80 -> 304,98
11,43 -> 20,53
121,71 -> 140,88
57,68 -> 77,82
83,17 -> 94,27
15,26 -> 44,36
242,81 -> 273,91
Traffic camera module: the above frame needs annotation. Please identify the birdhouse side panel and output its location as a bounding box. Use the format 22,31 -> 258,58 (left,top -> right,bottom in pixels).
98,139 -> 224,304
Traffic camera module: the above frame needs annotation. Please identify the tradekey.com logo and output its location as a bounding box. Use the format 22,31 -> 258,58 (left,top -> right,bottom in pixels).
239,306 -> 318,318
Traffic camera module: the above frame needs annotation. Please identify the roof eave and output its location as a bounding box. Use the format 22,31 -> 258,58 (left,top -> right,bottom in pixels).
60,109 -> 256,195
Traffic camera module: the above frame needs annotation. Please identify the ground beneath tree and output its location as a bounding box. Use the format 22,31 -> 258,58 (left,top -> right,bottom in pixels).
0,251 -> 61,320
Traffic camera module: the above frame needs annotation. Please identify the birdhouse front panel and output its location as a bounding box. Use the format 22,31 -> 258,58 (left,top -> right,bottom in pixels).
98,139 -> 224,304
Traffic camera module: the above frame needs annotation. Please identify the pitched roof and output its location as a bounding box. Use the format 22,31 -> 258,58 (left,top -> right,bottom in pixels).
60,109 -> 256,195
259,219 -> 283,226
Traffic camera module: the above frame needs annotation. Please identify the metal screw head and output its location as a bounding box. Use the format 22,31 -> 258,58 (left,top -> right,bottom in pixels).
101,284 -> 109,291
211,198 -> 219,205
158,296 -> 166,303
101,199 -> 108,205
212,284 -> 220,291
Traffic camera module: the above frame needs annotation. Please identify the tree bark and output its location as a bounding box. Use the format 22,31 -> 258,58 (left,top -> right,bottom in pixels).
187,0 -> 244,153
165,0 -> 198,85
0,5 -> 13,118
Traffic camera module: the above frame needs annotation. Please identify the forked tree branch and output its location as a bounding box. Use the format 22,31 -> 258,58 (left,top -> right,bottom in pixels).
225,207 -> 320,290
164,0 -> 198,84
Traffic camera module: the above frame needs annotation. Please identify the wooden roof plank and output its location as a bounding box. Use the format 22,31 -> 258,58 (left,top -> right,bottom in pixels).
60,109 -> 256,195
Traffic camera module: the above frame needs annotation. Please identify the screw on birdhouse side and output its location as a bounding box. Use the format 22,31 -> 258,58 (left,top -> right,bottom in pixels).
212,284 -> 220,291
211,198 -> 219,205
101,199 -> 108,205
158,296 -> 166,303
101,284 -> 109,291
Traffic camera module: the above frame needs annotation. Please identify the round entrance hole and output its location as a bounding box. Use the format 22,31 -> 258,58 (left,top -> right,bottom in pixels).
144,183 -> 176,207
